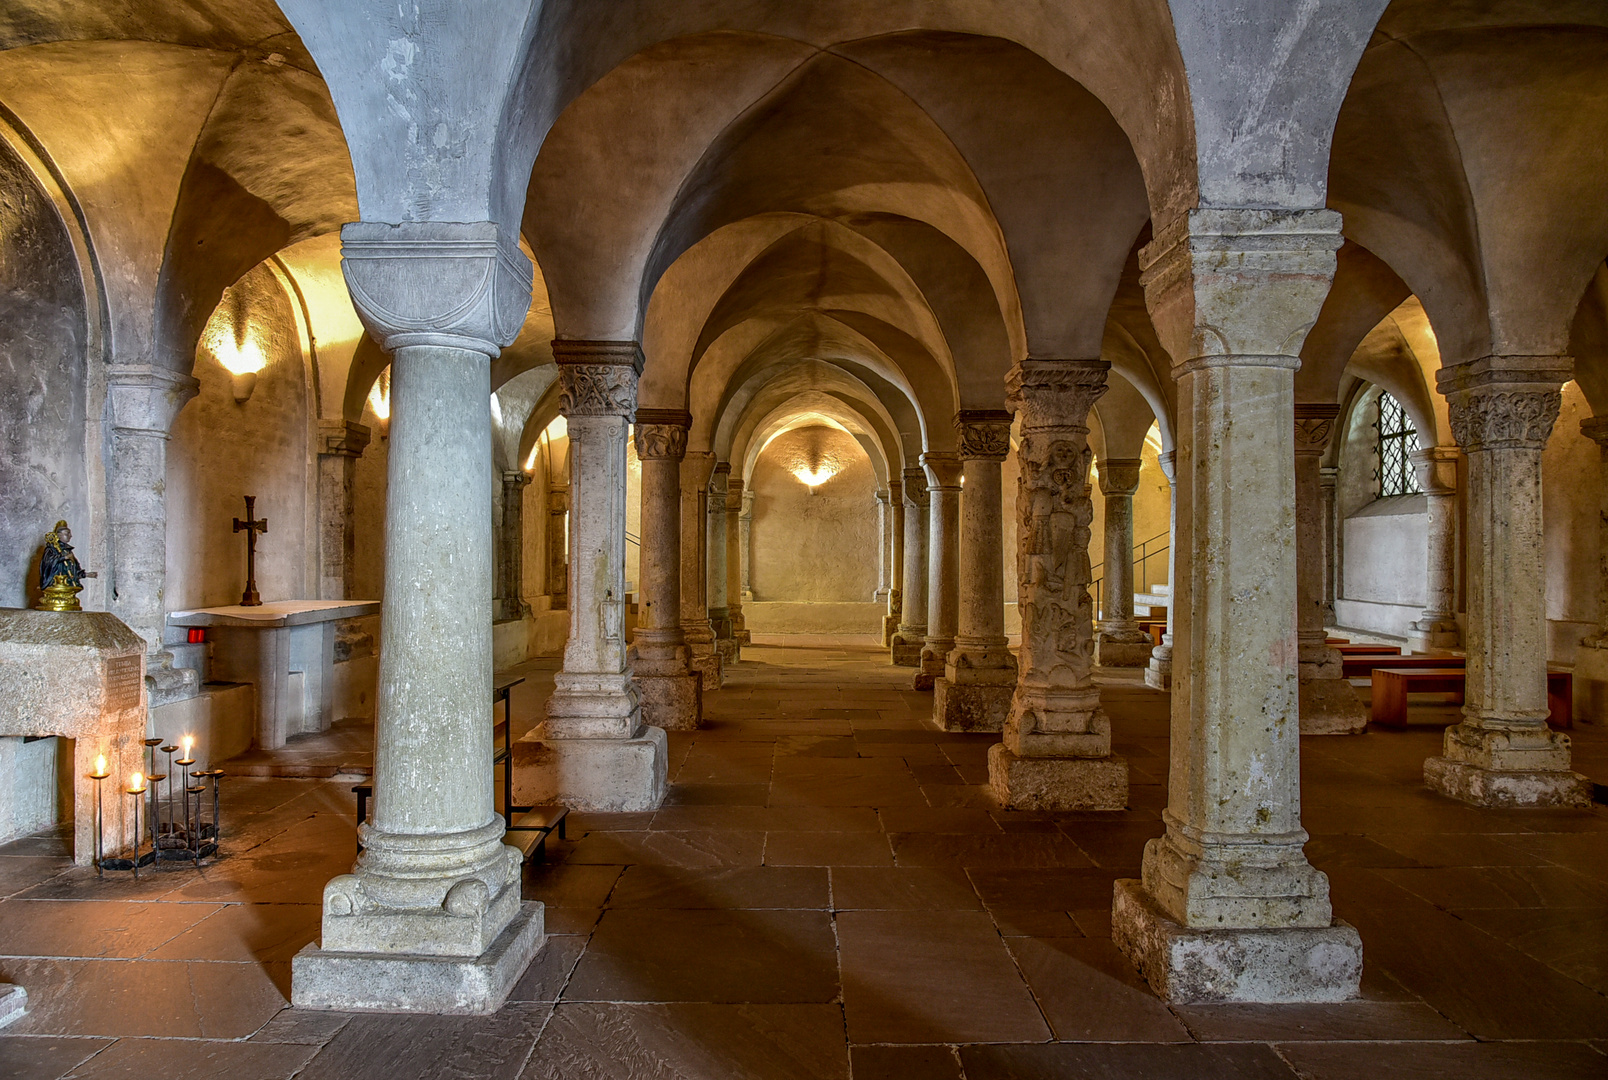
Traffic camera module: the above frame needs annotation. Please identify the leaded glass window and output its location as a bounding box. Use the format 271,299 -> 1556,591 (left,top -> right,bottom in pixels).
1376,391 -> 1422,497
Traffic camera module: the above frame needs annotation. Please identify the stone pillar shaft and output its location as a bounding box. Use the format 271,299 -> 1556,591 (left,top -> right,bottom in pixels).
936,412 -> 1016,732
317,419 -> 371,601
726,476 -> 748,647
632,411 -> 699,730
497,470 -> 531,621
891,469 -> 928,666
1318,466 -> 1338,626
546,487 -> 568,608
1295,405 -> 1366,735
883,478 -> 904,647
680,452 -> 721,689
1145,452 -> 1178,691
1409,447 -> 1461,650
707,464 -> 734,659
739,488 -> 754,602
1575,418 -> 1608,723
915,453 -> 962,689
1096,459 -> 1152,667
1425,364 -> 1587,807
873,490 -> 892,602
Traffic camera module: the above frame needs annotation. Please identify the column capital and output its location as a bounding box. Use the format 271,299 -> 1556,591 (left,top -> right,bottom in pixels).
921,451 -> 964,490
502,469 -> 531,488
1410,446 -> 1459,493
740,488 -> 754,518
107,365 -> 199,438
887,476 -> 903,500
1139,207 -> 1342,373
554,340 -> 643,418
318,418 -> 372,458
1581,415 -> 1608,447
902,466 -> 929,506
874,488 -> 891,506
954,409 -> 1013,461
340,221 -> 532,355
633,409 -> 691,461
1155,449 -> 1177,485
547,488 -> 569,514
680,450 -> 716,492
1293,402 -> 1341,455
1437,355 -> 1570,452
1005,360 -> 1108,433
1098,457 -> 1142,497
726,475 -> 745,501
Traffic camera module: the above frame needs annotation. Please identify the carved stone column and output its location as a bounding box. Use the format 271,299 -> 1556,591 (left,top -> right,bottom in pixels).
527,341 -> 667,812
740,487 -> 754,602
883,477 -> 904,647
891,468 -> 928,666
988,360 -> 1126,810
915,453 -> 962,690
1575,418 -> 1608,722
631,411 -> 700,730
1425,363 -> 1589,808
546,486 -> 568,609
873,490 -> 892,602
1112,209 -> 1362,1005
317,419 -> 371,601
726,475 -> 748,648
680,451 -> 721,689
107,365 -> 200,707
1408,447 -> 1462,651
496,470 -> 531,621
935,411 -> 1016,731
292,221 -> 541,1015
1095,458 -> 1153,667
707,463 -> 736,662
1319,465 -> 1338,626
1295,405 -> 1367,735
1144,451 -> 1178,691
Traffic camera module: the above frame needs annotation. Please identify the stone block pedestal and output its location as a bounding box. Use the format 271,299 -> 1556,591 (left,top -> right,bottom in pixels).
1111,879 -> 1362,1004
515,726 -> 668,812
933,677 -> 1013,732
1425,723 -> 1591,808
1298,678 -> 1368,736
1096,636 -> 1154,668
292,902 -> 544,1014
633,657 -> 701,732
890,635 -> 923,667
988,743 -> 1127,811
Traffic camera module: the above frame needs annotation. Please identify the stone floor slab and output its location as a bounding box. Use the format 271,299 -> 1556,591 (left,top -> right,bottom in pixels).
1275,1039 -> 1608,1080
0,1036 -> 111,1080
296,1003 -> 551,1080
1007,935 -> 1193,1042
959,1042 -> 1301,1080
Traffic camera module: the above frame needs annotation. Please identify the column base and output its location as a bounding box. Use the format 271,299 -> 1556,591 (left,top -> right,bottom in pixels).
933,678 -> 1014,732
1298,676 -> 1368,735
0,984 -> 25,1029
1407,618 -> 1461,652
1097,634 -> 1155,668
1144,646 -> 1173,691
1424,757 -> 1591,809
716,638 -> 740,664
689,653 -> 723,690
1574,640 -> 1608,723
988,743 -> 1127,811
890,631 -> 925,667
912,642 -> 949,691
292,902 -> 544,1015
881,613 -> 899,648
635,670 -> 701,731
515,725 -> 668,812
1111,880 -> 1361,1004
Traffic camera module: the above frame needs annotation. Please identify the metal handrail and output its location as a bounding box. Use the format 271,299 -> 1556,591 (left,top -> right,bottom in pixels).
1090,529 -> 1170,619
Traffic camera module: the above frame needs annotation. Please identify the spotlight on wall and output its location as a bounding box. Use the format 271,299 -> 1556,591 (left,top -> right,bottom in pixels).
216,338 -> 267,403
792,465 -> 838,493
368,369 -> 391,437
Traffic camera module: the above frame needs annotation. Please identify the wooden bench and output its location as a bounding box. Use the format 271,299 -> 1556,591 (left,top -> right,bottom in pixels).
1335,643 -> 1401,657
1371,667 -> 1572,730
1343,653 -> 1464,679
1326,637 -> 1350,645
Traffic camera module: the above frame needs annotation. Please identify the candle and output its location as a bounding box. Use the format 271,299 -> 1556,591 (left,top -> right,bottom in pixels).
128,771 -> 146,794
93,754 -> 108,778
182,735 -> 194,755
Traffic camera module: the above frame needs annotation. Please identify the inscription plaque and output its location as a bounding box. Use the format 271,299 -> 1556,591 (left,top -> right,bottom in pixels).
105,654 -> 142,711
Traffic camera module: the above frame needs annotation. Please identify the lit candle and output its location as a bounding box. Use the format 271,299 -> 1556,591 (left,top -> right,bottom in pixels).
182,735 -> 194,755
128,771 -> 146,794
93,754 -> 108,778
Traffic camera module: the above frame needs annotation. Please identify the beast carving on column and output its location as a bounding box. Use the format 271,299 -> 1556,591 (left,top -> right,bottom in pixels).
1018,435 -> 1095,680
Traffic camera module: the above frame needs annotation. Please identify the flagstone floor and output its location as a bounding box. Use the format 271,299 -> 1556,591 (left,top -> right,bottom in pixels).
2,637 -> 1606,1079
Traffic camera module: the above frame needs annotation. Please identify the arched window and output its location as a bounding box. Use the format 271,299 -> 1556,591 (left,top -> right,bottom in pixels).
1376,391 -> 1422,497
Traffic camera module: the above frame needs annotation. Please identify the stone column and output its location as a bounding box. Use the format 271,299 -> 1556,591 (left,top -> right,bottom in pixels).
680,451 -> 721,689
631,411 -> 700,730
707,463 -> 735,662
873,490 -> 892,602
1424,363 -> 1589,807
1408,447 -> 1461,651
935,411 -> 1017,731
739,487 -> 754,602
291,221 -> 541,1015
317,419 -> 371,600
891,468 -> 928,666
726,476 -> 748,647
1095,458 -> 1153,667
915,453 -> 962,690
545,486 -> 569,608
1575,418 -> 1608,722
1144,451 -> 1178,691
1295,405 -> 1367,735
107,365 -> 200,707
1319,465 -> 1339,626
988,362 -> 1127,810
1112,209 -> 1362,1004
496,470 -> 532,621
883,477 -> 904,647
529,341 -> 668,812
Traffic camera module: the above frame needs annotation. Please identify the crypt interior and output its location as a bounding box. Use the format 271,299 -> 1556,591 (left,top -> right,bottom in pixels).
1,1 -> 1608,1077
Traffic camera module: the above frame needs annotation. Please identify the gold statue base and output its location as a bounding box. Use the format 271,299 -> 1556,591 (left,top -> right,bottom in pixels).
37,575 -> 82,612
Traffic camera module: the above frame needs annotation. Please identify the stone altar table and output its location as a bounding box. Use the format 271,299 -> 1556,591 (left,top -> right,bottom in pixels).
169,600 -> 380,751
0,608 -> 147,865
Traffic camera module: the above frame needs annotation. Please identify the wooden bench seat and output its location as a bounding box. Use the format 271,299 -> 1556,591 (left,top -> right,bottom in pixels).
1371,666 -> 1571,730
1343,653 -> 1464,678
1335,643 -> 1402,657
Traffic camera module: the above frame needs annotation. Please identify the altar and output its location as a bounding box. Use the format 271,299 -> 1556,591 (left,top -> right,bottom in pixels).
168,600 -> 380,750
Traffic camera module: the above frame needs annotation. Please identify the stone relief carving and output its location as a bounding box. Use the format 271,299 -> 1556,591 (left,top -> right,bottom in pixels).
955,413 -> 1012,460
1293,417 -> 1335,451
634,423 -> 688,461
559,364 -> 638,418
1017,436 -> 1096,681
1448,389 -> 1561,451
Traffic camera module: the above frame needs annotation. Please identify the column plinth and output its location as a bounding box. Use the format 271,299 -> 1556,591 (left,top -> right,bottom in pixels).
891,469 -> 928,666
1424,364 -> 1589,808
1295,404 -> 1367,735
915,453 -> 962,690
292,221 -> 543,1015
1111,209 -> 1361,1004
523,342 -> 666,812
631,411 -> 700,730
936,412 -> 1016,730
988,362 -> 1127,809
1096,458 -> 1153,667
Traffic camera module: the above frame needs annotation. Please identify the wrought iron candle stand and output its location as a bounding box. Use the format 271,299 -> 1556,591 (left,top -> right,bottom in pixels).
100,774 -> 156,877
86,757 -> 109,876
94,747 -> 226,873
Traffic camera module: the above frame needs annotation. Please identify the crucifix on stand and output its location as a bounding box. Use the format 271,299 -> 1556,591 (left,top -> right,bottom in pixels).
232,495 -> 268,607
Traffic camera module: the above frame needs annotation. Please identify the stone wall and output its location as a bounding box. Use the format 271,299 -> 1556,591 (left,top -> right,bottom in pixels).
749,426 -> 878,603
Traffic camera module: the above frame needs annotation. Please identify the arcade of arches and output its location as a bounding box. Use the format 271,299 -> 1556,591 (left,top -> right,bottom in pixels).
1,2 -> 1608,1076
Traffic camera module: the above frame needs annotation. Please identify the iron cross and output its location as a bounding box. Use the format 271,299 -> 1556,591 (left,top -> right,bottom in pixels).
232,495 -> 268,607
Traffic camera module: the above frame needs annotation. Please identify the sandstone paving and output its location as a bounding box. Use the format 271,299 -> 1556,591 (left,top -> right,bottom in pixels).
0,639 -> 1605,1078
